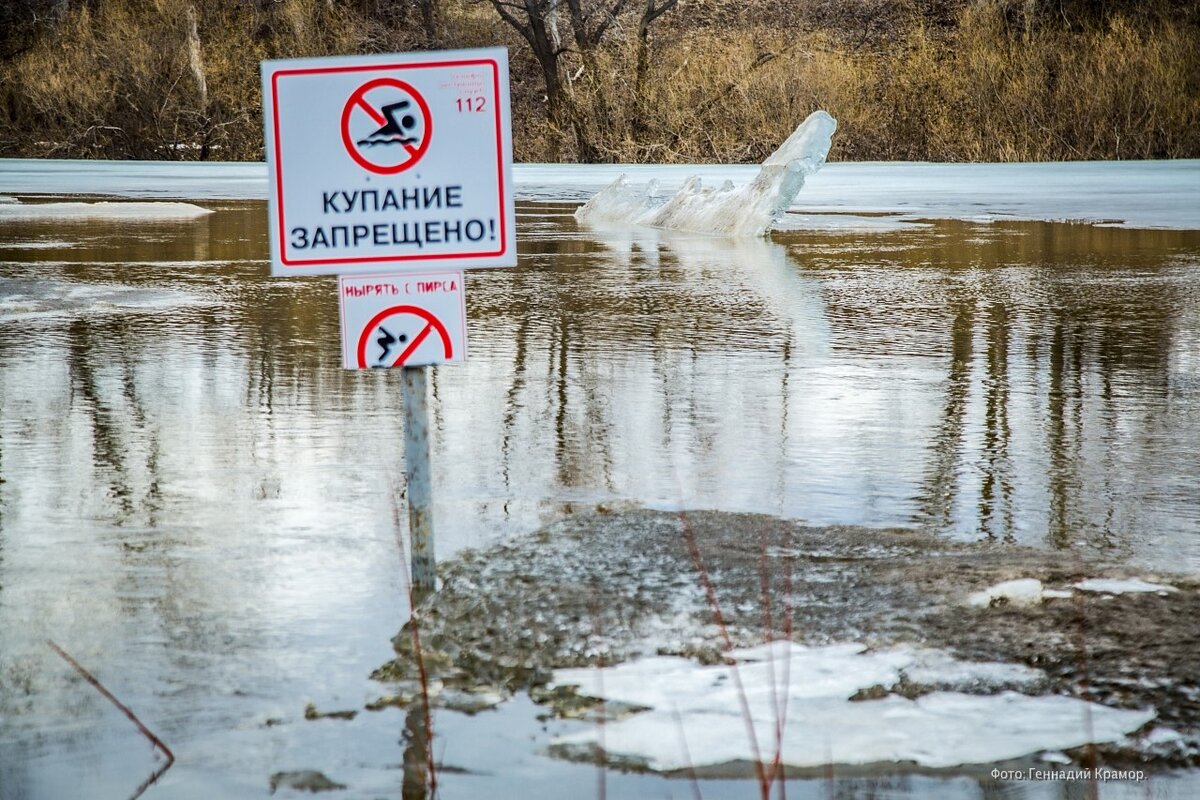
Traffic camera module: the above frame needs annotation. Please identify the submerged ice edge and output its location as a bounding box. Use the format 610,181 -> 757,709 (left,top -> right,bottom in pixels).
574,111 -> 838,238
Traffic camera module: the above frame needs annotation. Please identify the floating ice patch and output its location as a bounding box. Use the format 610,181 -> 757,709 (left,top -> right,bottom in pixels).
1144,727 -> 1185,746
966,578 -> 1072,607
575,111 -> 837,238
0,240 -> 76,250
770,213 -> 931,233
0,201 -> 212,222
1073,578 -> 1178,595
0,277 -> 205,323
550,642 -> 1155,771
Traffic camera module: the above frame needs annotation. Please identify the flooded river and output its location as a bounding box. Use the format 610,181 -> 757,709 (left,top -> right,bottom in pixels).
0,161 -> 1198,798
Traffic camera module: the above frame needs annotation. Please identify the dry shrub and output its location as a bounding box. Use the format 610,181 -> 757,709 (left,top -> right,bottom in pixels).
556,1 -> 1199,163
548,29 -> 849,163
0,0 -> 1196,162
0,0 -> 384,159
2,2 -> 204,158
925,4 -> 1200,160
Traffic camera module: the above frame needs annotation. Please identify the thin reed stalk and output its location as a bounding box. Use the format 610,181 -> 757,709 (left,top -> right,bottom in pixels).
671,706 -> 705,800
678,511 -> 770,799
588,590 -> 607,800
758,529 -> 786,797
1069,571 -> 1099,800
46,640 -> 175,800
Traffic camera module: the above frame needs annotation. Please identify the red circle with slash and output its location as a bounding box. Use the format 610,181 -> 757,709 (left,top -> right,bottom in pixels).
357,305 -> 453,368
341,78 -> 433,175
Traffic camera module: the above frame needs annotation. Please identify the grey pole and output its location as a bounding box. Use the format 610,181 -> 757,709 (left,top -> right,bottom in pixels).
401,365 -> 435,595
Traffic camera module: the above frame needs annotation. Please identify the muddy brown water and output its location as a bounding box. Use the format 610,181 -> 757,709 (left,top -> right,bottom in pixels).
1,196 -> 1198,798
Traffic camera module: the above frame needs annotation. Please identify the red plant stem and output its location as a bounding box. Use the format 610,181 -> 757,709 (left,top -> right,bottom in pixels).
1070,574 -> 1098,800
774,549 -> 797,797
758,529 -> 786,795
128,760 -> 174,800
671,706 -> 704,800
46,640 -> 175,798
589,592 -> 607,800
678,511 -> 769,798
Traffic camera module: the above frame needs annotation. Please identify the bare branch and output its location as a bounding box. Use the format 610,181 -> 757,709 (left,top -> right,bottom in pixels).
644,0 -> 679,25
488,0 -> 533,41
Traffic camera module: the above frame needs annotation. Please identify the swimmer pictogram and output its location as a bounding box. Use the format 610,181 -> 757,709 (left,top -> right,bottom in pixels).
340,78 -> 433,175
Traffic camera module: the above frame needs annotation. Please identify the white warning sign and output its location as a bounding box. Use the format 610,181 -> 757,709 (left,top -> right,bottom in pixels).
339,272 -> 467,369
262,48 -> 515,276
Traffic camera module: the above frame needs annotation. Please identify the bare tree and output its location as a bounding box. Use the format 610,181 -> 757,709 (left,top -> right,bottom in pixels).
563,0 -> 627,52
633,0 -> 678,133
482,0 -> 630,160
415,0 -> 443,46
484,1 -> 570,116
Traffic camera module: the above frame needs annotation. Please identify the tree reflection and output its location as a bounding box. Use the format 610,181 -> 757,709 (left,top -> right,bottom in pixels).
918,300 -> 974,531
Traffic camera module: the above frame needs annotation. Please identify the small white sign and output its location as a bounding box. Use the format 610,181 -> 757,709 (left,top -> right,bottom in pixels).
262,48 -> 515,276
339,272 -> 467,369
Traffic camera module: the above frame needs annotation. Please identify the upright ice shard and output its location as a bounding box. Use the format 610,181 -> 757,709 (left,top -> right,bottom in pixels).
576,110 -> 837,237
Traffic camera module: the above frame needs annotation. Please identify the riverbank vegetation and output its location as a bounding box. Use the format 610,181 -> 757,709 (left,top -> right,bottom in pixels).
1,0 -> 1196,163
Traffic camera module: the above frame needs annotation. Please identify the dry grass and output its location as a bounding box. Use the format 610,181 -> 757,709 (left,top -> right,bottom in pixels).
559,3 -> 1200,163
0,0 -> 388,159
0,0 -> 1196,162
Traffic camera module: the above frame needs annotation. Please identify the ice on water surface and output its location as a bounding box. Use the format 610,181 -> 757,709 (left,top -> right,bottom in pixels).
551,641 -> 1157,771
0,200 -> 212,221
575,110 -> 837,237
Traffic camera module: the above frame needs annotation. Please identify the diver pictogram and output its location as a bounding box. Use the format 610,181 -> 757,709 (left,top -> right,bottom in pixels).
373,326 -> 407,367
357,305 -> 453,369
340,78 -> 433,175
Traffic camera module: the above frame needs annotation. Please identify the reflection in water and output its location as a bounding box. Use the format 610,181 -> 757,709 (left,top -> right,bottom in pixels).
980,302 -> 1013,541
401,704 -> 432,800
785,221 -> 1200,560
919,299 -> 974,533
0,201 -> 1198,797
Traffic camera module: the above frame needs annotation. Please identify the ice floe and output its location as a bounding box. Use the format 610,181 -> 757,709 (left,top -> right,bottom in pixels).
966,577 -> 1182,607
0,277 -> 205,323
0,201 -> 212,221
0,240 -> 76,250
770,213 -> 931,233
550,641 -> 1155,771
575,111 -> 837,237
1073,578 -> 1179,595
966,578 -> 1073,607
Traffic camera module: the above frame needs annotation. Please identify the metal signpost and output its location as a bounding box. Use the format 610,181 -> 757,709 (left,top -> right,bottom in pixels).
262,48 -> 515,593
